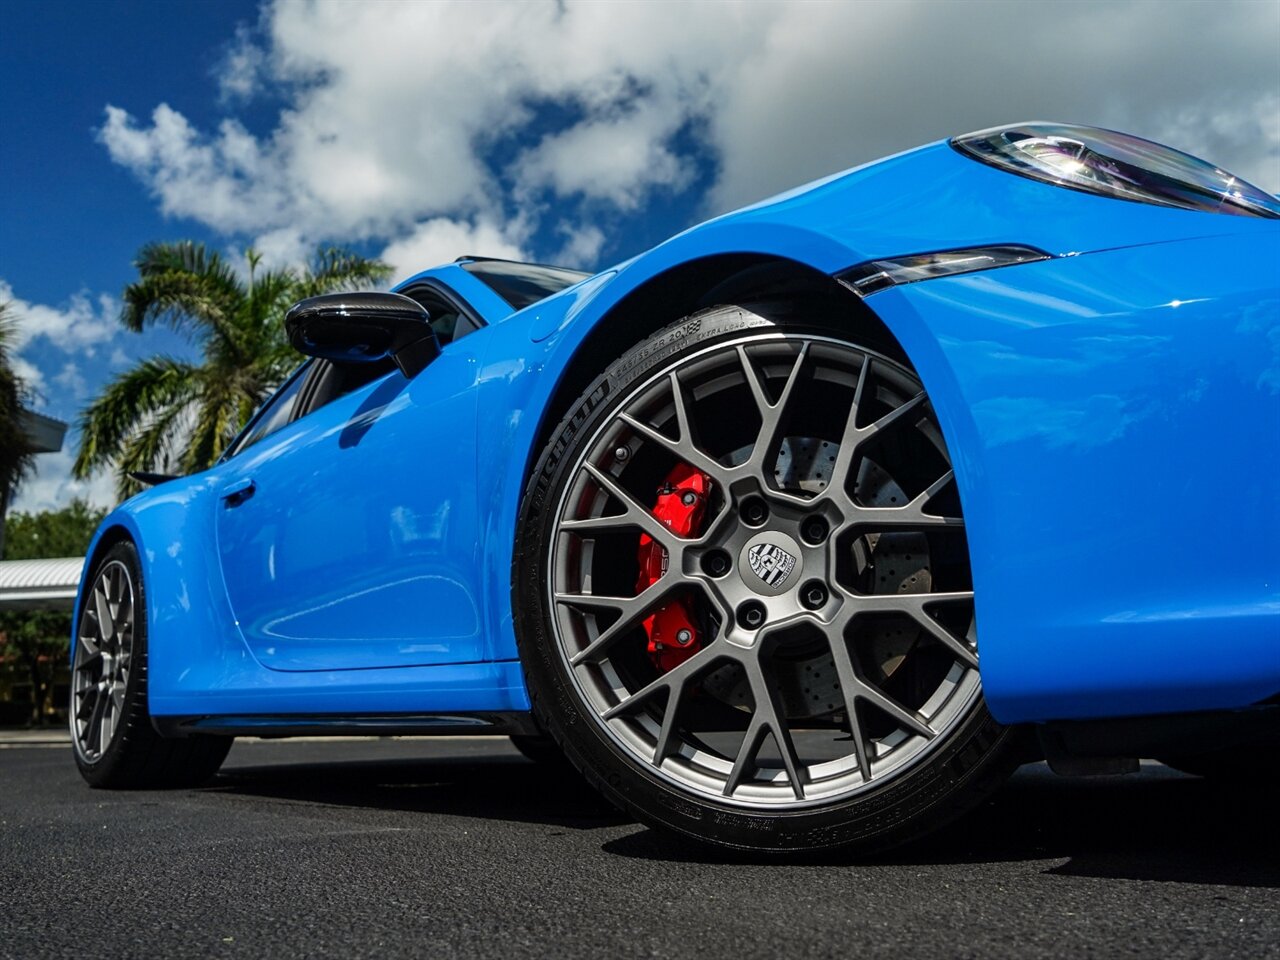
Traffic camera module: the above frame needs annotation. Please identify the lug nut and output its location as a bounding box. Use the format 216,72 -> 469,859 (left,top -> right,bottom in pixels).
737,600 -> 767,630
801,516 -> 829,545
675,628 -> 693,646
702,550 -> 731,577
801,580 -> 828,610
741,497 -> 769,526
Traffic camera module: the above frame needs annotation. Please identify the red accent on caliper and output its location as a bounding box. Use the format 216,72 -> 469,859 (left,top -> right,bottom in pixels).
636,463 -> 711,672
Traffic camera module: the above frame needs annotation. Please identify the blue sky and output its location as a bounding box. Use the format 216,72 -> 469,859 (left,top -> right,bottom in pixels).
2,0 -> 1276,512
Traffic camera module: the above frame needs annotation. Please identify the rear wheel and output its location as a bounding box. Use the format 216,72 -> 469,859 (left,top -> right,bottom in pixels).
71,540 -> 232,788
514,305 -> 1019,853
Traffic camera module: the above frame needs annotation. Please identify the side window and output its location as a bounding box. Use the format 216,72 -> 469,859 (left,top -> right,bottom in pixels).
297,357 -> 397,419
223,364 -> 310,459
400,284 -> 481,346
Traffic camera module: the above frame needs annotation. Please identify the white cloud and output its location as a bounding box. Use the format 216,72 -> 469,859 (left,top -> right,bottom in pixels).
553,224 -> 607,271
98,0 -> 1278,272
53,362 -> 88,401
514,101 -> 694,210
218,23 -> 267,102
10,448 -> 117,515
10,355 -> 45,397
381,218 -> 526,285
0,280 -> 118,355
702,0 -> 1280,212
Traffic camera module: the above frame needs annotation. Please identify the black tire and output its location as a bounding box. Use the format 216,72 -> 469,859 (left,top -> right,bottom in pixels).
513,305 -> 1021,854
70,540 -> 232,789
510,734 -> 571,766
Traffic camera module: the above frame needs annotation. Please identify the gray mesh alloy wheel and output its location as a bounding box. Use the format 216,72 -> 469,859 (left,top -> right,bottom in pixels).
515,306 -> 1017,852
70,540 -> 232,789
71,559 -> 136,763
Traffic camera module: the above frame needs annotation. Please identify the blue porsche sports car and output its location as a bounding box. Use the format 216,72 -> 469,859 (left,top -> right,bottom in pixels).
70,123 -> 1279,853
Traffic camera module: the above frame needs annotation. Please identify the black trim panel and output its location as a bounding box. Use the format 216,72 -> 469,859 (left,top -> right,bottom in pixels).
152,711 -> 539,739
1041,704 -> 1280,758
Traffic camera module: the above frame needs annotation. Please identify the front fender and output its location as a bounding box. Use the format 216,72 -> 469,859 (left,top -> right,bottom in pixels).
72,473 -> 243,708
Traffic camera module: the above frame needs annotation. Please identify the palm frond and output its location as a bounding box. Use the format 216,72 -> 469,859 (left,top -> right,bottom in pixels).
0,304 -> 34,495
73,356 -> 198,478
295,247 -> 392,299
121,241 -> 244,340
179,388 -> 241,475
114,402 -> 192,500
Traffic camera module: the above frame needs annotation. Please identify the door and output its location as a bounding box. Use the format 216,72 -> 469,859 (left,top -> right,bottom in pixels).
213,340 -> 485,672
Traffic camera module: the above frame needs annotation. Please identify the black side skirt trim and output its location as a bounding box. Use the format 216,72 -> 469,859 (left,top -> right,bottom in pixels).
152,711 -> 539,740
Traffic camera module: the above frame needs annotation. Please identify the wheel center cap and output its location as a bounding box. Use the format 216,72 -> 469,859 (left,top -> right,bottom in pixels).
739,531 -> 803,597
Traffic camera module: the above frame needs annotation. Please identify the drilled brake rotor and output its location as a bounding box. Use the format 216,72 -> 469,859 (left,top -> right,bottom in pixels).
701,437 -> 931,719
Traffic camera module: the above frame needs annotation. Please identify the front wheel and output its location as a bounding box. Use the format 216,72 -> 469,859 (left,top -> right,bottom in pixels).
71,540 -> 232,788
514,305 -> 1020,854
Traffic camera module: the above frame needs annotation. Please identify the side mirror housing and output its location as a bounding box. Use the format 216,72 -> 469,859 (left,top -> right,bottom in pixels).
284,291 -> 439,379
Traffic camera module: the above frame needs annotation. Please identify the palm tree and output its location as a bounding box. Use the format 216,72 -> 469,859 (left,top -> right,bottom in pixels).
0,303 -> 36,531
73,242 -> 390,498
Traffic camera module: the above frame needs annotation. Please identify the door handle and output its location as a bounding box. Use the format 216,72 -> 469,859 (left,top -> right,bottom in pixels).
221,477 -> 256,506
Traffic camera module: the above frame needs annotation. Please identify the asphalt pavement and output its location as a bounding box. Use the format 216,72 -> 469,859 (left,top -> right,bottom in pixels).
1,735 -> 1277,959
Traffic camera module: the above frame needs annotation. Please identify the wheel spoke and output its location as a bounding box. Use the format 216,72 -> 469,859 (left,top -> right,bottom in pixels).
849,591 -> 978,669
721,649 -> 807,799
724,717 -> 771,797
617,373 -> 727,483
738,343 -> 809,476
846,471 -> 964,529
93,587 -> 114,645
76,633 -> 102,662
569,462 -> 684,552
557,580 -> 682,666
744,659 -> 806,799
87,684 -> 109,755
857,684 -> 936,739
75,685 -> 97,724
884,469 -> 961,524
827,621 -> 937,740
651,683 -> 684,765
829,357 -> 871,482
98,695 -> 116,756
602,646 -> 716,721
864,391 -> 928,441
826,633 -> 872,778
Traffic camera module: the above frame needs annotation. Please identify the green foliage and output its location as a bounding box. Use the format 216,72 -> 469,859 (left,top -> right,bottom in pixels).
0,303 -> 36,503
74,241 -> 391,498
0,499 -> 106,725
3,498 -> 105,560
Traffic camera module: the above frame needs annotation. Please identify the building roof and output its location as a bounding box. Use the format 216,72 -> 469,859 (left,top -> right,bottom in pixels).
18,409 -> 68,454
0,557 -> 83,611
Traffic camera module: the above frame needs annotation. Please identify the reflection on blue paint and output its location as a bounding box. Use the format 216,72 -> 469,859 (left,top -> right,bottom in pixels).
71,137 -> 1277,726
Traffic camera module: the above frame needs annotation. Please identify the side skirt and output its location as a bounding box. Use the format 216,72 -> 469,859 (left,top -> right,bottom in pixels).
152,711 -> 539,739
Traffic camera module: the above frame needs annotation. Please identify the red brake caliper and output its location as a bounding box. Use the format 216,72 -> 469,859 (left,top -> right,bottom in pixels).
636,463 -> 712,673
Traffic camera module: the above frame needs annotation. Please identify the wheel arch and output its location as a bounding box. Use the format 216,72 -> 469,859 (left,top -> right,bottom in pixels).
71,520 -> 139,658
526,253 -> 911,487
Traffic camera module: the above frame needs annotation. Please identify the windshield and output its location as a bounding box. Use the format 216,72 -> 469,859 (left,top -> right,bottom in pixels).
460,259 -> 590,310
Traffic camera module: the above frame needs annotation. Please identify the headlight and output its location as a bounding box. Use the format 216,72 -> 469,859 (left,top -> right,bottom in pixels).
837,245 -> 1049,296
953,122 -> 1280,219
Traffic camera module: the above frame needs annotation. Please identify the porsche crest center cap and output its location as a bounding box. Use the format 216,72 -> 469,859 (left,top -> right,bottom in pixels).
739,532 -> 803,597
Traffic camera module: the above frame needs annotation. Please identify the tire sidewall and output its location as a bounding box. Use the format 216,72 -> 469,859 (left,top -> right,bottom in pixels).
514,305 -> 1014,852
70,540 -> 149,784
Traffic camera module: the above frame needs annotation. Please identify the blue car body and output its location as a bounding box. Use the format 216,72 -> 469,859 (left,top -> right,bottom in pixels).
74,137 -> 1280,730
